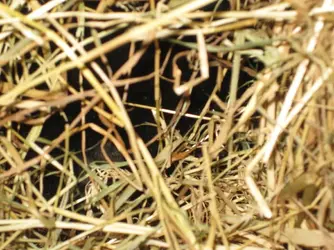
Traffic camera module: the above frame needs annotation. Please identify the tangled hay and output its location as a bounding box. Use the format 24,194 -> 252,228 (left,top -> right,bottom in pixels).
0,0 -> 333,249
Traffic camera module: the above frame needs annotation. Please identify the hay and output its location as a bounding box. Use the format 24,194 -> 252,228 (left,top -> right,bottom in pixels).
0,0 -> 333,249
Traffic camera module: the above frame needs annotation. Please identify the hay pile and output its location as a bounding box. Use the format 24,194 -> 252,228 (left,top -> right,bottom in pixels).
0,0 -> 333,249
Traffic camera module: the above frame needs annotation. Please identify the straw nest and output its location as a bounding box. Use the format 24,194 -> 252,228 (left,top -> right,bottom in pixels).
0,0 -> 333,249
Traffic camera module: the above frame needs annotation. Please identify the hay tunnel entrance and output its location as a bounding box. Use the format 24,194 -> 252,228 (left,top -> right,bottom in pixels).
0,1 -> 333,249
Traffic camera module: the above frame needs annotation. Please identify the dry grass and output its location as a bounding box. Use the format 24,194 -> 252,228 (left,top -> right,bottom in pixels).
0,0 -> 334,249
